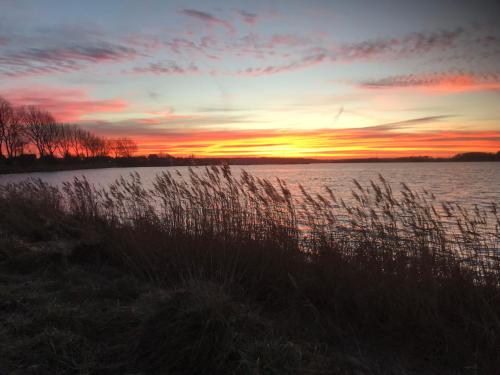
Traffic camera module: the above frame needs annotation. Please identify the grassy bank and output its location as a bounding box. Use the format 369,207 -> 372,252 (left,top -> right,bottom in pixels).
0,165 -> 498,374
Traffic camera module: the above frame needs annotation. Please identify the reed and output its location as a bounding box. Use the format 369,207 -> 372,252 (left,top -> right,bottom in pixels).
0,165 -> 498,371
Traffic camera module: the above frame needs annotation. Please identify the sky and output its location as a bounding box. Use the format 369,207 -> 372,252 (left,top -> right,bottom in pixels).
0,0 -> 499,158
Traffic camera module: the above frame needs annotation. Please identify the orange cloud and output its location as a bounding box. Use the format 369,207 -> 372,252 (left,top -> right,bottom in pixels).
360,73 -> 500,93
129,126 -> 500,158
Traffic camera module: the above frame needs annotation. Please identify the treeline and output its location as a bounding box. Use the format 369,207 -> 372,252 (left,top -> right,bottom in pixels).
451,151 -> 500,161
317,152 -> 500,163
0,96 -> 138,160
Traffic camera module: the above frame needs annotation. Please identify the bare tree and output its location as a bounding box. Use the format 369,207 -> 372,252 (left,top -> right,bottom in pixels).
0,96 -> 11,158
88,135 -> 110,157
57,123 -> 73,158
79,129 -> 93,157
1,97 -> 139,161
111,137 -> 138,158
4,107 -> 26,158
21,106 -> 56,157
69,125 -> 85,157
44,121 -> 61,157
86,134 -> 101,157
108,139 -> 119,158
98,138 -> 110,157
68,126 -> 107,158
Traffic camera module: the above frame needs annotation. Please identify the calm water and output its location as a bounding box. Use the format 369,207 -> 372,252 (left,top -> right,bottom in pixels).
1,162 -> 499,208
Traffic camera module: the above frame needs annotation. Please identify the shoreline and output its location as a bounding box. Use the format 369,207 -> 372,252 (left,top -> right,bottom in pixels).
1,157 -> 499,175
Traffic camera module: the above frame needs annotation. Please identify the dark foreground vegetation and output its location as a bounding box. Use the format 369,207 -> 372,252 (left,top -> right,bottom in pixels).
0,166 -> 499,374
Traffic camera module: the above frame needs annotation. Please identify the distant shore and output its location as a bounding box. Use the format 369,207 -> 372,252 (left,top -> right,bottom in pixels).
0,151 -> 499,175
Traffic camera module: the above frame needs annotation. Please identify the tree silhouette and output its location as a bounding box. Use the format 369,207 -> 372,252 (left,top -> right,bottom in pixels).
0,96 -> 138,160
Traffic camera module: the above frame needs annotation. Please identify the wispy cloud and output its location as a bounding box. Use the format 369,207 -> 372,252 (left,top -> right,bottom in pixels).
236,10 -> 258,25
131,61 -> 199,75
4,86 -> 127,121
335,28 -> 465,62
236,33 -> 312,53
223,25 -> 498,77
236,49 -> 327,76
167,38 -> 202,54
136,109 -> 196,124
364,116 -> 451,131
360,72 -> 500,92
4,22 -> 491,79
180,9 -> 234,33
163,32 -> 313,62
71,112 -> 495,157
85,113 -> 262,138
0,41 -> 140,76
85,117 -> 499,157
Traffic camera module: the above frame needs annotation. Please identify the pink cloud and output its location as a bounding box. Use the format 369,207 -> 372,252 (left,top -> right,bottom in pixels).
236,50 -> 327,76
237,10 -> 258,25
5,86 -> 128,121
265,34 -> 310,48
0,42 -> 141,77
83,116 -> 500,157
234,33 -> 312,57
336,28 -> 465,62
137,109 -> 196,124
180,9 -> 235,33
360,72 -> 500,93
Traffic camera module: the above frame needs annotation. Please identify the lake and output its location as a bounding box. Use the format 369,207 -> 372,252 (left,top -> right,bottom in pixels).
0,162 -> 499,208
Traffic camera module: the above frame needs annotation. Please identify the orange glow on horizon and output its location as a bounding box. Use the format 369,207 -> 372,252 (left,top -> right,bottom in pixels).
128,128 -> 500,159
418,74 -> 500,93
362,74 -> 500,93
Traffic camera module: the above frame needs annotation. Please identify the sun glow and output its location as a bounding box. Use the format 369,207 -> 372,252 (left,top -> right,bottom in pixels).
134,128 -> 500,158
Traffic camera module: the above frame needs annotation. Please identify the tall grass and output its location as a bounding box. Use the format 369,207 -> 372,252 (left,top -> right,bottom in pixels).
1,165 -> 499,370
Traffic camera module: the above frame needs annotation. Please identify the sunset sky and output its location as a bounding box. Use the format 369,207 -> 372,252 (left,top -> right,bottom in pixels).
1,0 -> 499,158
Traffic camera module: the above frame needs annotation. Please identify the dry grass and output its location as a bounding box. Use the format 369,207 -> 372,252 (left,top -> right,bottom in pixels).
0,165 -> 499,373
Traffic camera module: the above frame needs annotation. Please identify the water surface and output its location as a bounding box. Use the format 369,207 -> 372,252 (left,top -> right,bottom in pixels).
1,162 -> 499,208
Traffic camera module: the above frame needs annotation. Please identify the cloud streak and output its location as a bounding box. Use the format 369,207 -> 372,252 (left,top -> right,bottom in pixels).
80,115 -> 498,157
360,72 -> 500,92
0,41 -> 140,76
180,9 -> 234,33
237,10 -> 258,25
335,28 -> 465,62
4,86 -> 128,121
127,126 -> 500,157
236,49 -> 327,76
2,21 -> 497,80
131,61 -> 199,75
232,25 -> 498,77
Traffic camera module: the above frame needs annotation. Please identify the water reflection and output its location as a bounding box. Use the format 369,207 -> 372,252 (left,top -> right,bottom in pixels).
1,162 -> 499,208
